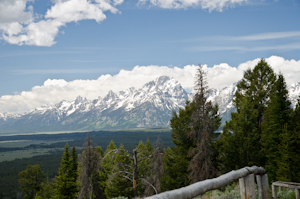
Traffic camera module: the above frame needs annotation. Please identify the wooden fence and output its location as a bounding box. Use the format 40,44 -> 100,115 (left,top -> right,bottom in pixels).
145,166 -> 269,199
272,181 -> 300,199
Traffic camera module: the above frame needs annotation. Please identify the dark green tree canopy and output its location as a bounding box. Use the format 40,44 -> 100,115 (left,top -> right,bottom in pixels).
18,164 -> 45,199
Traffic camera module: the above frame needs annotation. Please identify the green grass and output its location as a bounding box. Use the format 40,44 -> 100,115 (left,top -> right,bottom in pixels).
0,139 -> 73,148
0,148 -> 63,162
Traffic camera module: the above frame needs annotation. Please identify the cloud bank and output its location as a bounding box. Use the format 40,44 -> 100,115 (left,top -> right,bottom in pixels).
0,0 -> 123,46
1,56 -> 300,114
138,0 -> 247,11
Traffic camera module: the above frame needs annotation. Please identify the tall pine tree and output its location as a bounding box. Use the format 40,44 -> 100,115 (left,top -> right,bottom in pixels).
261,73 -> 291,182
218,59 -> 276,172
78,133 -> 105,199
18,164 -> 45,199
277,95 -> 300,182
101,140 -> 117,197
56,143 -> 78,199
161,101 -> 194,191
105,144 -> 133,199
145,137 -> 165,196
188,64 -> 221,183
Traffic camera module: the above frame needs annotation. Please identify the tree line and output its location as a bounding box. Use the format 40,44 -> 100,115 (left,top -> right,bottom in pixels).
17,60 -> 300,198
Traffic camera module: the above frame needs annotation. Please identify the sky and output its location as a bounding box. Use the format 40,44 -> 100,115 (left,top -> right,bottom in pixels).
0,0 -> 300,114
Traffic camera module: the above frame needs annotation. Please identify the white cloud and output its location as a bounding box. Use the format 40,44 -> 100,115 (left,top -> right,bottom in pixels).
187,43 -> 300,52
0,0 -> 33,24
138,0 -> 247,11
1,56 -> 300,114
0,0 -> 123,46
234,31 -> 300,41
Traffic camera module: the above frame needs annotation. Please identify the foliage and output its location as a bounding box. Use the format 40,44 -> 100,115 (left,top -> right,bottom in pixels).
136,139 -> 154,196
18,164 -> 45,199
34,178 -> 57,199
188,64 -> 221,183
101,140 -> 117,197
277,95 -> 300,182
55,143 -> 78,199
277,189 -> 296,199
261,73 -> 292,182
161,101 -> 193,191
217,59 -> 276,173
105,144 -> 133,199
144,137 -> 165,196
78,133 -> 105,199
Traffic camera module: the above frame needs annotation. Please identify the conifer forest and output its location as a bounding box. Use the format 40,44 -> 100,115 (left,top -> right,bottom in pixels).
2,59 -> 300,199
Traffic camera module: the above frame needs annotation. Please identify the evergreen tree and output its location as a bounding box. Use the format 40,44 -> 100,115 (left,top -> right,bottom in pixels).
105,144 -> 132,199
261,74 -> 291,182
78,133 -> 105,199
101,140 -> 117,197
56,143 -> 78,199
218,59 -> 276,172
70,145 -> 78,197
188,64 -> 221,183
136,139 -> 154,195
34,178 -> 56,199
161,101 -> 194,191
18,164 -> 45,199
277,96 -> 300,182
145,137 -> 165,196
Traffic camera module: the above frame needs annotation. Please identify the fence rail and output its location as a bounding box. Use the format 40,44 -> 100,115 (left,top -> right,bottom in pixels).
145,166 -> 269,199
272,181 -> 300,199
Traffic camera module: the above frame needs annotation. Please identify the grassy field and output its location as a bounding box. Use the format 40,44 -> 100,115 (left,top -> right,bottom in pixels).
0,139 -> 73,148
0,128 -> 173,162
0,148 -> 63,162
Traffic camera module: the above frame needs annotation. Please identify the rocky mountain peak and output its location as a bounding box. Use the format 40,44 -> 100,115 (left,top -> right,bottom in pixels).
74,96 -> 87,104
103,90 -> 118,102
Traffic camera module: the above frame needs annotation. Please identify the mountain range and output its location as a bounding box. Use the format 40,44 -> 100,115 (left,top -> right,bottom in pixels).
1,76 -> 300,134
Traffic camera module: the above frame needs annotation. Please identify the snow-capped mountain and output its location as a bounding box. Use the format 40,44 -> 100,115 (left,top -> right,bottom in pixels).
0,76 -> 191,133
1,76 -> 300,134
207,83 -> 238,123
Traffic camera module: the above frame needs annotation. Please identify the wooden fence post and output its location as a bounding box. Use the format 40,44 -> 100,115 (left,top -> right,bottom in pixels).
240,177 -> 246,199
256,174 -> 270,199
240,174 -> 256,199
295,188 -> 300,199
272,184 -> 277,199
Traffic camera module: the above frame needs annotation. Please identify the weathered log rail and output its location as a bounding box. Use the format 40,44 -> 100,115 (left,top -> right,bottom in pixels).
145,166 -> 269,199
272,181 -> 300,199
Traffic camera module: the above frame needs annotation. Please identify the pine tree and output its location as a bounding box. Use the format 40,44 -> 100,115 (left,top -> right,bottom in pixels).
56,143 -> 78,199
136,139 -> 154,195
218,59 -> 276,171
18,164 -> 45,199
34,178 -> 56,199
145,136 -> 165,196
161,101 -> 194,191
277,96 -> 300,182
105,144 -> 133,199
78,133 -> 105,199
56,143 -> 71,199
70,145 -> 78,198
261,74 -> 291,182
188,64 -> 221,183
101,140 -> 117,197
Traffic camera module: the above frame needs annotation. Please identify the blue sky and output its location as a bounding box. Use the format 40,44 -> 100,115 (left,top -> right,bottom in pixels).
0,0 -> 300,113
